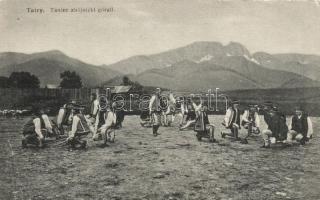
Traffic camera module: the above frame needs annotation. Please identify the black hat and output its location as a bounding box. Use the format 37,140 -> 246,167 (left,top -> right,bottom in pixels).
72,103 -> 85,110
32,105 -> 44,116
248,104 -> 258,110
294,105 -> 304,111
231,100 -> 240,105
270,106 -> 278,113
65,101 -> 76,109
263,101 -> 273,107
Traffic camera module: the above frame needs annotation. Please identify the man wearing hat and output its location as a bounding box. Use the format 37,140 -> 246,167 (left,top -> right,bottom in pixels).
90,93 -> 99,119
66,104 -> 90,149
179,103 -> 196,130
241,104 -> 260,136
22,107 -> 52,148
93,102 -> 118,146
93,94 -> 109,135
285,106 -> 313,145
261,103 -> 288,148
149,88 -> 162,136
56,100 -> 76,134
176,96 -> 189,128
163,92 -> 176,127
221,99 -> 241,139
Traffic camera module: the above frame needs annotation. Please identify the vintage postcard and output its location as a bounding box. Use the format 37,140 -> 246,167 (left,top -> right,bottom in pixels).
1,0 -> 320,199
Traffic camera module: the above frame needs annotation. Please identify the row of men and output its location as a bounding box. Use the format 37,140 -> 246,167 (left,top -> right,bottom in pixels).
222,100 -> 313,147
148,90 -> 313,147
21,90 -> 313,149
21,98 -> 123,149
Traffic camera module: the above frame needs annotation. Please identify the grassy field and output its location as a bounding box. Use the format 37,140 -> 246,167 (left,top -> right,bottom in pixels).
1,115 -> 320,200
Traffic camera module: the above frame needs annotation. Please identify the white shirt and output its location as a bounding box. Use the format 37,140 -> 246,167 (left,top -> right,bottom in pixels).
192,102 -> 202,112
92,99 -> 99,116
149,95 -> 157,112
69,115 -> 80,139
99,111 -> 117,133
33,118 -> 43,138
241,110 -> 260,128
41,114 -> 53,133
181,103 -> 188,114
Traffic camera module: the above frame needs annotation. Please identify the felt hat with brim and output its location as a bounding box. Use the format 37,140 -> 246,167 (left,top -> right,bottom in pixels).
294,105 -> 304,111
263,101 -> 273,107
231,100 -> 240,105
270,107 -> 279,113
32,105 -> 44,116
248,104 -> 258,110
72,104 -> 85,110
65,101 -> 81,110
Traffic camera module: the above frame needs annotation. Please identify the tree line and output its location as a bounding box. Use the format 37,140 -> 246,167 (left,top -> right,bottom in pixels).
0,71 -> 142,90
0,71 -> 83,89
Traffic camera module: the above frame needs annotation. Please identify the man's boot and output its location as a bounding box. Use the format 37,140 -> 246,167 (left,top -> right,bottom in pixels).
233,128 -> 240,141
235,128 -> 239,139
153,125 -> 159,136
300,137 -> 306,145
248,125 -> 252,137
38,138 -> 44,148
22,139 -> 27,148
260,140 -> 270,148
80,140 -> 87,149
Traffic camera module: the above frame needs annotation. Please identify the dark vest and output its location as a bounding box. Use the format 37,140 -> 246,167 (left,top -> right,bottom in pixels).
186,110 -> 196,121
266,112 -> 288,140
203,112 -> 209,125
75,114 -> 90,134
62,108 -> 72,126
248,111 -> 255,122
231,108 -> 241,126
23,116 -> 45,135
292,114 -> 308,136
194,111 -> 206,132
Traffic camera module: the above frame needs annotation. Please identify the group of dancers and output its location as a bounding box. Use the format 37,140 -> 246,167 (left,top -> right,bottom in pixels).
21,93 -> 124,149
21,88 -> 313,149
147,89 -> 313,147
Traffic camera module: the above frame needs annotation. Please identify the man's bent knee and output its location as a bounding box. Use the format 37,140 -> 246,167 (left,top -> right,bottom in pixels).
295,134 -> 304,141
262,129 -> 272,136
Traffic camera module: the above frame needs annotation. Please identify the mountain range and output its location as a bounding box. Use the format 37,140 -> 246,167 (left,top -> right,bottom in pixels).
1,41 -> 320,91
0,50 -> 121,87
105,41 -> 320,91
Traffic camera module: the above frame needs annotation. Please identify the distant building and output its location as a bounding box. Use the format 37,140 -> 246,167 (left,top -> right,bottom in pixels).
45,84 -> 59,89
110,86 -> 133,94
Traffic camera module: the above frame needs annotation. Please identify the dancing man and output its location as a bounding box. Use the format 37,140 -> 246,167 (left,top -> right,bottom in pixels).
285,105 -> 313,145
149,89 -> 162,136
241,104 -> 260,137
261,103 -> 288,148
221,100 -> 241,140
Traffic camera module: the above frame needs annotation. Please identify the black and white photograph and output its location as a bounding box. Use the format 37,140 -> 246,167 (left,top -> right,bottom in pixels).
1,0 -> 320,199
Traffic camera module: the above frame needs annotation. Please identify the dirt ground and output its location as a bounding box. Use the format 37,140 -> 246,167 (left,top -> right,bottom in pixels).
1,115 -> 320,200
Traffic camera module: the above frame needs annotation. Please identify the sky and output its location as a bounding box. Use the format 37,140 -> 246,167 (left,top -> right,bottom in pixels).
1,0 -> 320,65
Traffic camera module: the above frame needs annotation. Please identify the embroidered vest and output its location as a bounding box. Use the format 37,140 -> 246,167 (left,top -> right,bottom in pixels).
292,114 -> 308,136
